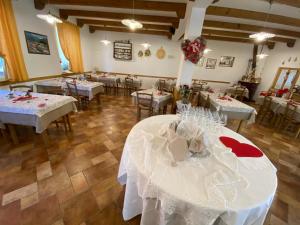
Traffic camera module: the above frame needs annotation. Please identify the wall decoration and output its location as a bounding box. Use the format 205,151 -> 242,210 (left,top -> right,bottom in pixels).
138,50 -> 143,57
113,40 -> 132,60
24,31 -> 50,55
145,49 -> 151,57
197,57 -> 205,67
181,36 -> 206,64
156,47 -> 166,59
219,56 -> 235,67
206,58 -> 217,69
288,57 -> 292,62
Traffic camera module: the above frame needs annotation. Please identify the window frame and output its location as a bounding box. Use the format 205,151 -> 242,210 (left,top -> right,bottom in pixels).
0,56 -> 8,82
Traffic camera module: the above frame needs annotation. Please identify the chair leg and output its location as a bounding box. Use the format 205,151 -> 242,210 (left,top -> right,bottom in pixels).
66,114 -> 72,131
295,126 -> 300,139
63,116 -> 68,132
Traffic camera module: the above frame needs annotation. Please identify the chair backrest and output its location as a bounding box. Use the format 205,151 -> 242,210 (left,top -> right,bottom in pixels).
192,84 -> 203,93
233,87 -> 246,100
158,79 -> 166,91
291,93 -> 300,102
204,95 -> 210,108
137,92 -> 153,109
84,73 -> 92,81
9,85 -> 33,92
125,77 -> 134,87
283,102 -> 298,119
65,81 -> 79,99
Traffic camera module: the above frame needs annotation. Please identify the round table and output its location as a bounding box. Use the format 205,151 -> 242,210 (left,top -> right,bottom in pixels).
118,115 -> 277,225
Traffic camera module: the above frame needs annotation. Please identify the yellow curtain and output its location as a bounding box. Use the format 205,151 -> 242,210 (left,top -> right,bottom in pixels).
56,22 -> 84,73
0,0 -> 28,81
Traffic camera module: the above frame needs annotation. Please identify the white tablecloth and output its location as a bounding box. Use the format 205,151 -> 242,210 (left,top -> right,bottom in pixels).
118,115 -> 277,225
131,89 -> 173,112
0,90 -> 77,133
201,91 -> 257,124
91,74 -> 120,86
256,96 -> 300,122
35,78 -> 104,100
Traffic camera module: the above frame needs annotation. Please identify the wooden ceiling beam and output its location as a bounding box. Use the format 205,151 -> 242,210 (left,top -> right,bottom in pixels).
260,0 -> 300,8
202,35 -> 276,49
77,19 -> 172,32
34,0 -> 186,18
60,9 -> 179,28
206,6 -> 300,27
204,20 -> 300,38
89,25 -> 172,39
202,28 -> 296,47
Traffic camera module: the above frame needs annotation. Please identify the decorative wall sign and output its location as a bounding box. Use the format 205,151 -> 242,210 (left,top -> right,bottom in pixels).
206,58 -> 217,69
219,56 -> 235,67
156,47 -> 166,59
24,31 -> 50,55
197,57 -> 205,67
138,50 -> 143,57
113,40 -> 132,60
145,49 -> 151,57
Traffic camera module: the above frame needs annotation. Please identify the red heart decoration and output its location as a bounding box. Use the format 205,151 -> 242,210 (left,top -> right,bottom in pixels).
219,136 -> 263,157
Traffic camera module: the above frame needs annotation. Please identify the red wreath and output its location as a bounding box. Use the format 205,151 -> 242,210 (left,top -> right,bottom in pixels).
181,36 -> 206,64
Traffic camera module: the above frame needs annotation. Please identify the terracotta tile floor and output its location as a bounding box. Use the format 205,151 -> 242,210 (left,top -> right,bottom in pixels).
0,94 -> 299,225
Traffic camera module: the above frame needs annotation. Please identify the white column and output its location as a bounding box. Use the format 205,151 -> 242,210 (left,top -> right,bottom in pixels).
176,0 -> 213,87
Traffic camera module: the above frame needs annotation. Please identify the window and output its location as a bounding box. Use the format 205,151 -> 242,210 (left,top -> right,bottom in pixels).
0,56 -> 7,81
55,27 -> 70,71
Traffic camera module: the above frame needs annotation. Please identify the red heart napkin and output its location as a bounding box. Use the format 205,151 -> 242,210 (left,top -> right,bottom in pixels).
219,136 -> 263,157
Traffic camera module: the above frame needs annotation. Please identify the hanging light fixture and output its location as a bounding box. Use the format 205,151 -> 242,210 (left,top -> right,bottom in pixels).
141,42 -> 151,49
100,32 -> 111,45
204,48 -> 212,54
122,0 -> 143,30
37,11 -> 62,24
257,44 -> 269,59
249,1 -> 275,42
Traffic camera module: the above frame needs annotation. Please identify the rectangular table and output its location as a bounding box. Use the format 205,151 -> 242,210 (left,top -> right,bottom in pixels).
256,96 -> 300,122
200,91 -> 257,131
131,89 -> 173,113
0,90 -> 77,144
35,78 -> 104,101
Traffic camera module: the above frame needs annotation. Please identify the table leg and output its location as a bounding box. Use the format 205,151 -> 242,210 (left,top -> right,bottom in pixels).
96,93 -> 101,105
7,124 -> 19,145
41,131 -> 50,147
66,114 -> 72,132
237,120 -> 244,133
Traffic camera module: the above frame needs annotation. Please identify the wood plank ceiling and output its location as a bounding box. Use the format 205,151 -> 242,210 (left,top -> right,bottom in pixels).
34,0 -> 300,47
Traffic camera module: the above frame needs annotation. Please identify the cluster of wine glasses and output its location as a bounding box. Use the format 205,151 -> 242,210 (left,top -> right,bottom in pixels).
179,105 -> 227,134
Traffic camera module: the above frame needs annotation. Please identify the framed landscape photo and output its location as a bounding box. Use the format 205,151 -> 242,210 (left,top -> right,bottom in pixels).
24,31 -> 50,55
219,56 -> 235,67
206,58 -> 217,69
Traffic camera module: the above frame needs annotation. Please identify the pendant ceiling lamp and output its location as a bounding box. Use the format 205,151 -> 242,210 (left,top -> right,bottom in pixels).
121,0 -> 143,30
37,11 -> 62,24
100,32 -> 111,45
257,44 -> 269,59
249,0 -> 275,42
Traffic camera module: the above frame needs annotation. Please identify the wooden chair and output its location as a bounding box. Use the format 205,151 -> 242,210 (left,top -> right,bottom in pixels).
158,79 -> 166,91
232,86 -> 246,101
291,93 -> 300,102
66,81 -> 88,110
277,102 -> 300,138
204,95 -> 211,108
124,77 -> 135,96
257,96 -> 274,124
191,84 -> 203,106
136,92 -> 153,121
9,85 -> 33,92
84,73 -> 93,81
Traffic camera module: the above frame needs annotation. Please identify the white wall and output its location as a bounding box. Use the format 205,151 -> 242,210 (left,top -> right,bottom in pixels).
13,0 -> 62,78
193,40 -> 253,89
256,42 -> 300,98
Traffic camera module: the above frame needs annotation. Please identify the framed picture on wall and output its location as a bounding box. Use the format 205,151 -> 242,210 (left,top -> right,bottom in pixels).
219,56 -> 235,67
206,58 -> 217,69
24,31 -> 50,55
197,57 -> 205,67
113,40 -> 132,61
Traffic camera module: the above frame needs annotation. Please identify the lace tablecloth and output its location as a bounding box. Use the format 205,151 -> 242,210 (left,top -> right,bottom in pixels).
118,115 -> 277,225
201,91 -> 257,124
35,78 -> 104,100
91,74 -> 121,86
0,90 -> 77,133
131,89 -> 173,112
256,96 -> 300,122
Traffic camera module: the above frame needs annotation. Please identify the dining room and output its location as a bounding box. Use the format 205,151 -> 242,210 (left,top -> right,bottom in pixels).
0,0 -> 299,225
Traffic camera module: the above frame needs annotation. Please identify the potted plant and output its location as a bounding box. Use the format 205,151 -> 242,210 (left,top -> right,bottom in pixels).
179,85 -> 191,104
